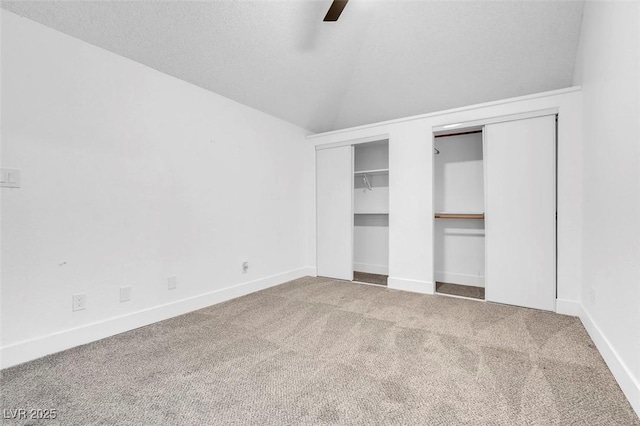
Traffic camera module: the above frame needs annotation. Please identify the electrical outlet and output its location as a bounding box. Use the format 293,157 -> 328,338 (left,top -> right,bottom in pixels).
0,168 -> 21,188
242,261 -> 249,274
120,286 -> 131,302
72,293 -> 86,311
168,276 -> 177,290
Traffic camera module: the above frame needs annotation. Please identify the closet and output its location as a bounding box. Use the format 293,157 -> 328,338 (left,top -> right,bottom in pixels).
316,139 -> 389,286
316,113 -> 555,310
434,128 -> 486,299
434,114 -> 557,311
353,141 -> 389,285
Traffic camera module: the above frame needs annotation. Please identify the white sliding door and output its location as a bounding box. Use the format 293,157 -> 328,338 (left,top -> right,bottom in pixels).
316,146 -> 353,281
484,115 -> 556,311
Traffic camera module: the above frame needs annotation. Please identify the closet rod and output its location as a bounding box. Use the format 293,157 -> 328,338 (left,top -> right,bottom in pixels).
434,130 -> 482,139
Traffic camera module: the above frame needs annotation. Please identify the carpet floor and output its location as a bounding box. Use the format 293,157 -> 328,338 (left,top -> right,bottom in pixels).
436,282 -> 486,300
353,271 -> 388,286
1,276 -> 638,425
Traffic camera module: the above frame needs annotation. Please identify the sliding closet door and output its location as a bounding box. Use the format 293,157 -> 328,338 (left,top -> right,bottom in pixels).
316,146 -> 353,281
485,115 -> 556,311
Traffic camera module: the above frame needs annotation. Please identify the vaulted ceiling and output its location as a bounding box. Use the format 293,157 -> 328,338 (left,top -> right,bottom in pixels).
2,1 -> 585,133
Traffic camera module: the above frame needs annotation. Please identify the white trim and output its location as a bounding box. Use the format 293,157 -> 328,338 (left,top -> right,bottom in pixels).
432,108 -> 558,133
387,277 -> 433,295
307,87 -> 581,139
435,272 -> 485,287
482,129 -> 491,302
353,263 -> 389,275
0,267 -> 314,369
555,298 -> 582,316
315,134 -> 389,150
304,266 -> 318,277
579,306 -> 640,417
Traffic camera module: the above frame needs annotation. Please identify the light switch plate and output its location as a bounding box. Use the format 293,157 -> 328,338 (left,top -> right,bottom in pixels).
0,168 -> 21,188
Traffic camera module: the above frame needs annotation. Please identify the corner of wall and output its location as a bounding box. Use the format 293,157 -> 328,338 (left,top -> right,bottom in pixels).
573,1 -> 640,418
578,305 -> 640,416
555,299 -> 582,317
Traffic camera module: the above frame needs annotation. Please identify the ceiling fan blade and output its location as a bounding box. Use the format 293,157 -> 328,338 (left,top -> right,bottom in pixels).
323,0 -> 348,22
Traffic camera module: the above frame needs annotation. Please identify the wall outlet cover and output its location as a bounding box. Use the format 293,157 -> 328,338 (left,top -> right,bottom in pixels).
72,293 -> 86,311
168,276 -> 177,290
120,286 -> 131,302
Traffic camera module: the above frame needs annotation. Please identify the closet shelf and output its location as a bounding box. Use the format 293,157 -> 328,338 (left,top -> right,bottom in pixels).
435,213 -> 485,220
354,168 -> 389,176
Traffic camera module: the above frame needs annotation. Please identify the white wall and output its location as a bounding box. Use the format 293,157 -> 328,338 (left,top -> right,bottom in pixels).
572,1 -> 640,414
308,87 -> 583,307
354,141 -> 388,172
0,11 -> 314,367
434,133 -> 484,213
434,220 -> 485,287
353,222 -> 389,275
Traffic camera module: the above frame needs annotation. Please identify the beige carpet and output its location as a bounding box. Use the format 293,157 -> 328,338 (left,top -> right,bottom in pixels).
436,282 -> 486,300
1,276 -> 638,425
353,271 -> 388,286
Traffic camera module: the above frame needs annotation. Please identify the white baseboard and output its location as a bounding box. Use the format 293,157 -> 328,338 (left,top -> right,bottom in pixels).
0,267 -> 312,369
303,266 -> 317,277
435,271 -> 485,287
387,277 -> 434,295
555,298 -> 582,316
579,306 -> 640,417
354,262 -> 389,275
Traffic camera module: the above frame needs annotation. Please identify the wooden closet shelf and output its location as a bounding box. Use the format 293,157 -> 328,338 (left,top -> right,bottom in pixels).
354,169 -> 389,176
435,213 -> 485,220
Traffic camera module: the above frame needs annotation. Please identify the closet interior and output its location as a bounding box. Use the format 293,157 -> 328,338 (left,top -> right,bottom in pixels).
433,128 -> 486,299
353,140 -> 389,286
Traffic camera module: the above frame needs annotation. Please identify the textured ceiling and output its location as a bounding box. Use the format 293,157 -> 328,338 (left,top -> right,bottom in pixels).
1,1 -> 584,133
